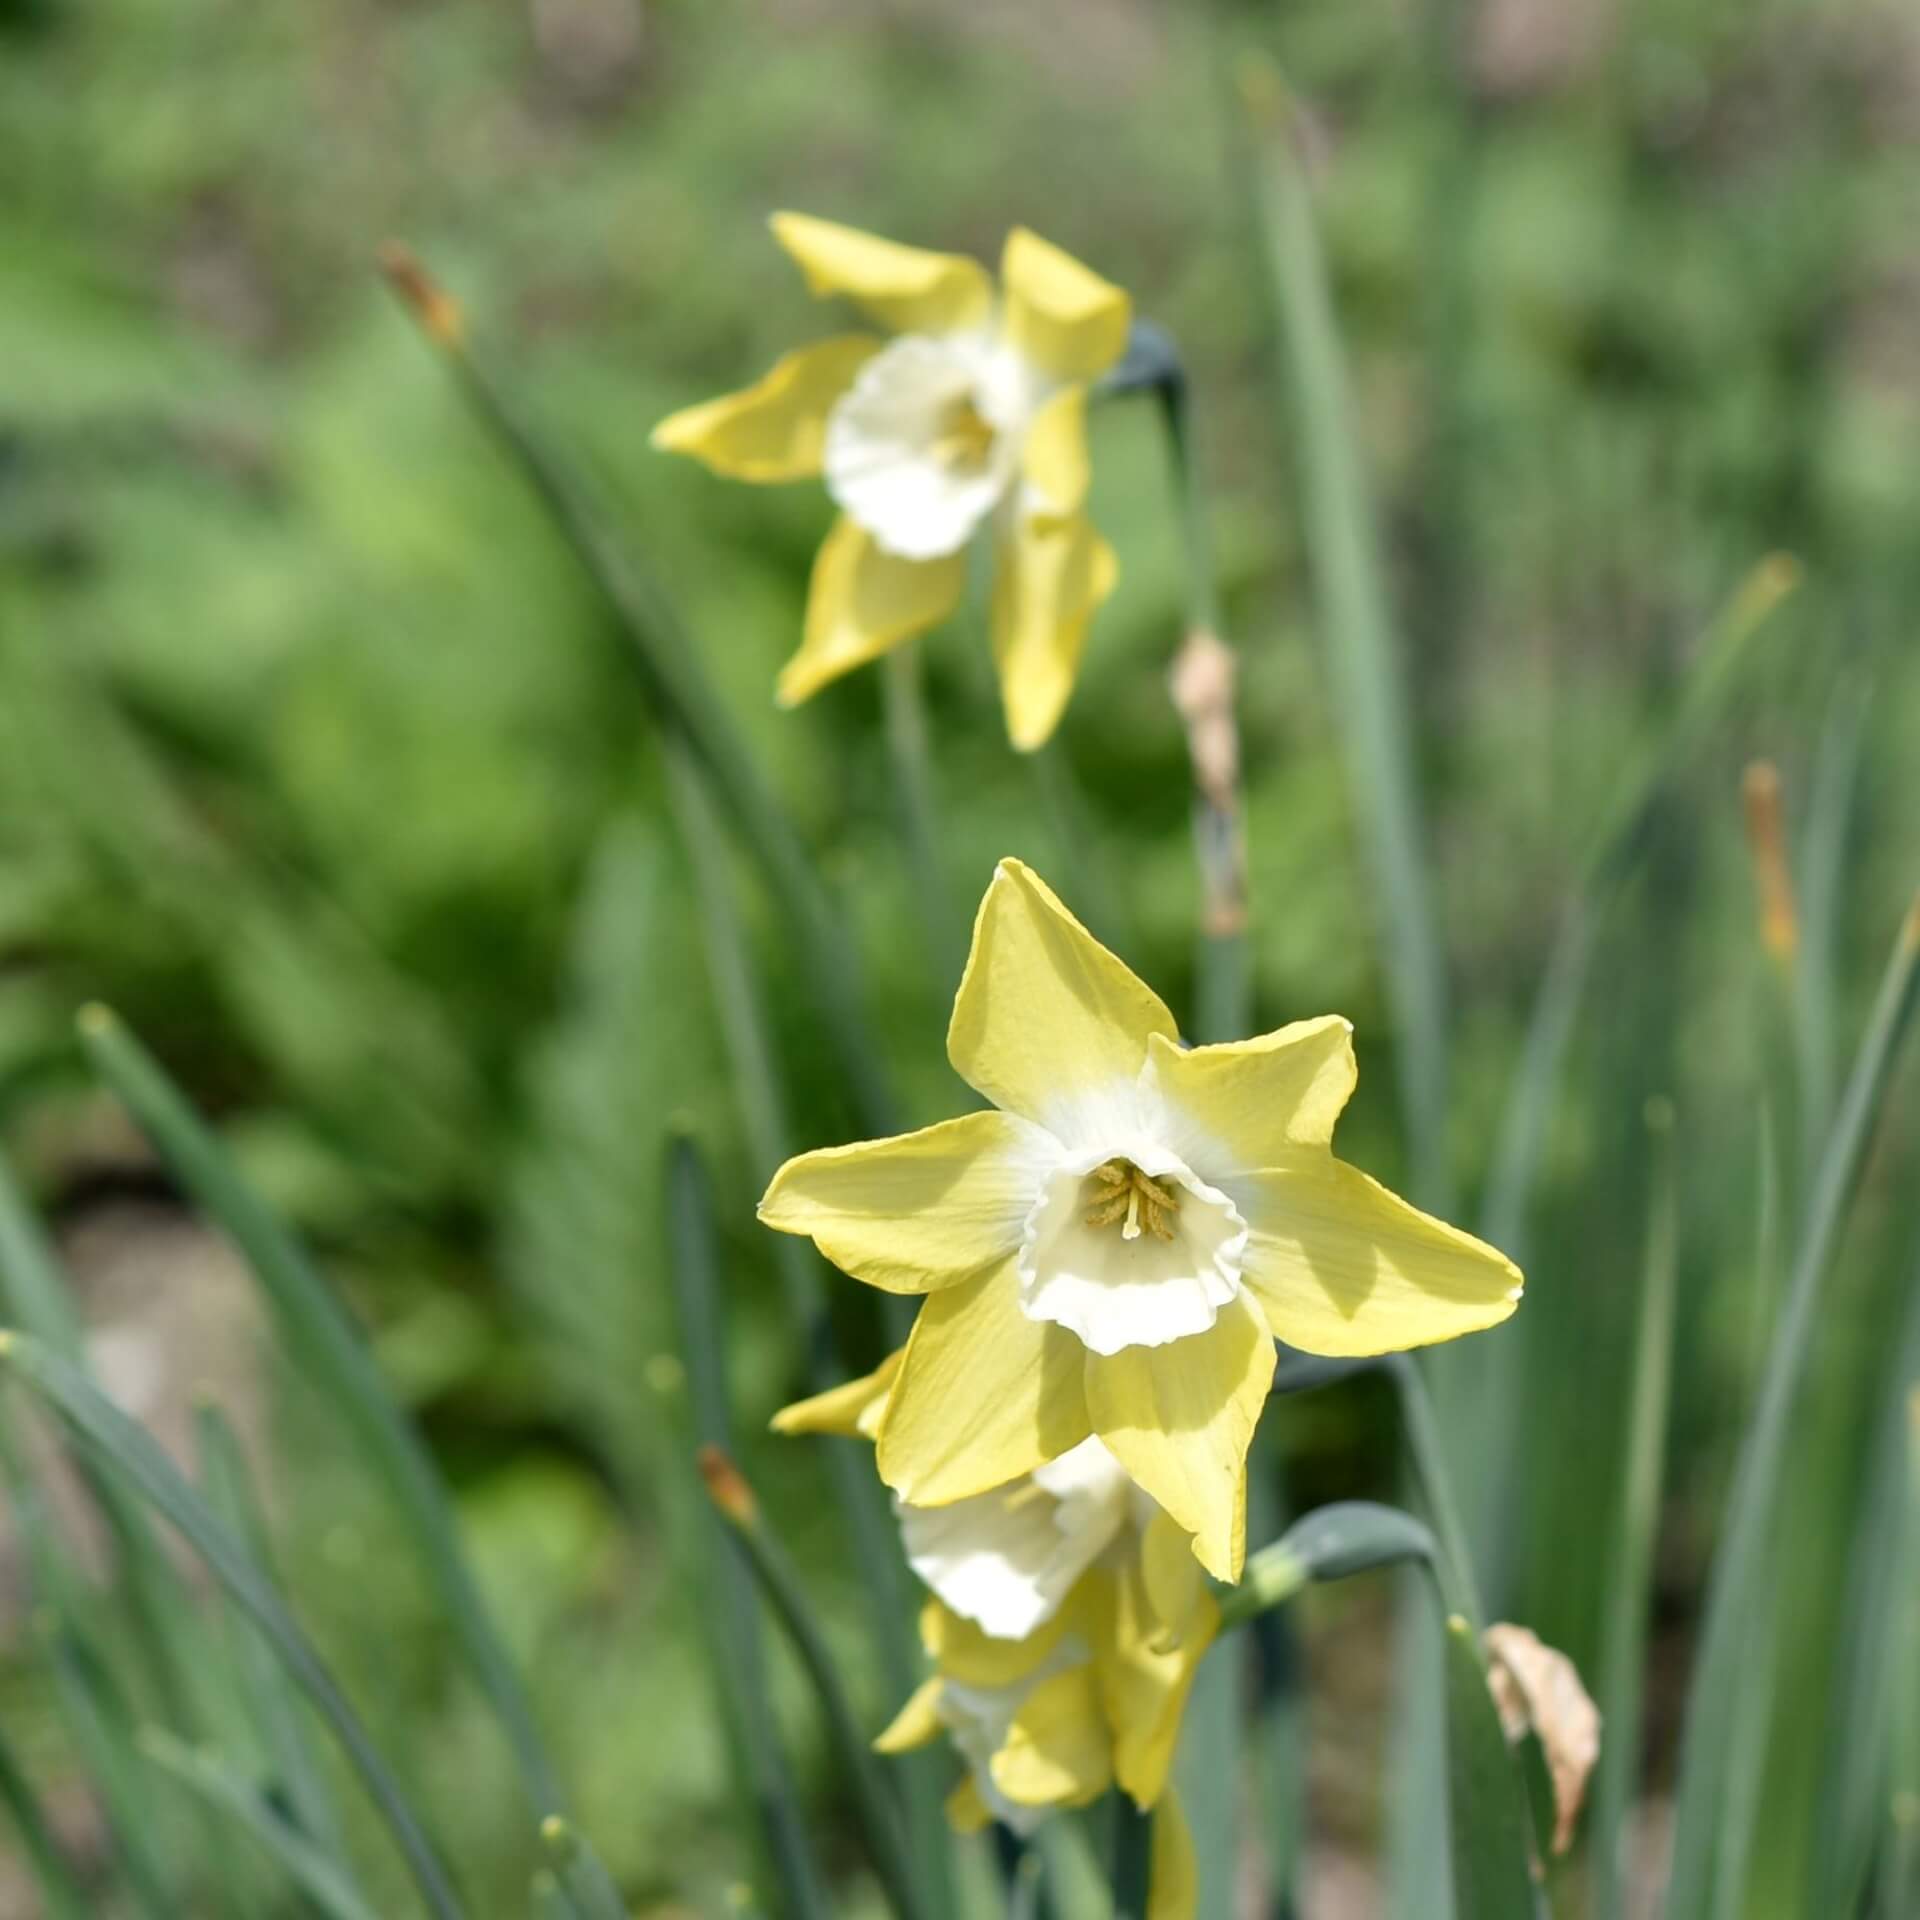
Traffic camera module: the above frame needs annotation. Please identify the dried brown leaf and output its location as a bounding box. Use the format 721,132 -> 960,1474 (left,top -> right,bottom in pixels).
1485,1621 -> 1602,1856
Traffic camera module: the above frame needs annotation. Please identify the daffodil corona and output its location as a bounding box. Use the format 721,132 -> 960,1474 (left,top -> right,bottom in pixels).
760,859 -> 1524,1581
652,214 -> 1130,749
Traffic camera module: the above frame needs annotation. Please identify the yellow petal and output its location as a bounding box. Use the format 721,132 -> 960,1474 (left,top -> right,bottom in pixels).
877,1264 -> 1092,1507
874,1674 -> 944,1754
779,516 -> 965,707
1000,227 -> 1132,382
1148,1790 -> 1198,1920
770,1348 -> 901,1439
989,510 -> 1116,752
922,1598 -> 1076,1690
759,1110 -> 1046,1295
650,335 -> 879,482
1143,1017 -> 1357,1164
946,858 -> 1175,1131
1021,385 -> 1090,518
944,1775 -> 993,1835
1084,1290 -> 1275,1582
1137,1508 -> 1205,1650
1098,1571 -> 1219,1808
991,1665 -> 1113,1809
771,211 -> 993,335
1234,1151 -> 1523,1357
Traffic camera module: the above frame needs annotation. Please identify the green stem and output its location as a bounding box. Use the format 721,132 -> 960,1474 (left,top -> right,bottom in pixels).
1110,1799 -> 1154,1920
1151,366 -> 1222,637
663,1136 -> 830,1920
1590,1099 -> 1678,1920
381,248 -> 898,1138
881,641 -> 968,994
1144,348 -> 1248,1047
701,1453 -> 925,1920
664,753 -> 940,1903
1387,1355 -> 1484,1629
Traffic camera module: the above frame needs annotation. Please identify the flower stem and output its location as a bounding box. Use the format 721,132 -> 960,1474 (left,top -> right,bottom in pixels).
1110,1798 -> 1154,1920
881,640 -> 968,993
1142,338 -> 1249,1045
1387,1353 -> 1485,1630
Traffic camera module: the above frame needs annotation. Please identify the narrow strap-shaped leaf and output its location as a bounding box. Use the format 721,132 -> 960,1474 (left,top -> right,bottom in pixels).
1813,1252 -> 1920,1911
1877,1391 -> 1920,1918
1386,1356 -> 1484,1628
76,1004 -> 563,1821
0,1714 -> 89,1920
1668,898 -> 1920,1913
1,1389 -> 262,1919
0,1400 -> 177,1917
43,1622 -> 179,1919
1126,324 -> 1248,1049
1469,551 -> 1799,1254
529,1870 -> 574,1920
0,1333 -> 468,1920
1175,1639 -> 1239,1920
537,1816 -> 628,1920
879,641 -> 968,997
699,1446 -> 924,1920
664,1135 -> 831,1920
1442,1617 -> 1535,1920
379,245 -> 899,1140
196,1404 -> 350,1873
1446,554 -> 1799,1589
0,1148 -> 85,1353
1238,53 -> 1451,1214
1590,1099 -> 1679,1920
665,747 -> 919,1432
0,1146 -> 211,1737
1795,674 -> 1872,1162
139,1732 -> 383,1920
1708,1592 -> 1777,1920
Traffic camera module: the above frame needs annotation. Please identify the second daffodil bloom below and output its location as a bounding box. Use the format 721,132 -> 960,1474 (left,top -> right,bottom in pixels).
759,859 -> 1524,1583
651,213 -> 1130,749
775,1356 -> 1205,1919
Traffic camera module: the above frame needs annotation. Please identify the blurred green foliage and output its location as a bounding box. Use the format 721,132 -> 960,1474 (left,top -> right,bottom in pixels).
1,0 -> 1918,1912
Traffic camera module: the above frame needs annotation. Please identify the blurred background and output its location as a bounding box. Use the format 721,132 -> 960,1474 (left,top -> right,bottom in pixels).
1,0 -> 1917,1913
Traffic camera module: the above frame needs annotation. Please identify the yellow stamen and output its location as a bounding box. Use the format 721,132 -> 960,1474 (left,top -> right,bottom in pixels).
1083,1159 -> 1179,1242
927,396 -> 996,474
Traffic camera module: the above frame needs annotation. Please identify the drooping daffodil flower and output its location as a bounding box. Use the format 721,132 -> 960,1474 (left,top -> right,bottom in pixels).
775,1350 -> 1207,1648
759,858 -> 1524,1583
651,214 -> 1130,749
879,1590 -> 1205,1920
776,1349 -> 1206,1913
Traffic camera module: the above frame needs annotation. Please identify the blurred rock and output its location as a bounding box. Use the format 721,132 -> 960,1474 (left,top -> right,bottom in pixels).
530,0 -> 646,109
0,1198 -> 269,1639
1473,0 -> 1616,100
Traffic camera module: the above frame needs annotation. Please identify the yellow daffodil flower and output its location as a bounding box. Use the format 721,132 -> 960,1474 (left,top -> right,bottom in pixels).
780,1345 -> 1205,1913
760,859 -> 1523,1583
776,1352 -> 1206,1648
652,214 -> 1130,749
876,1582 -> 1205,1919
